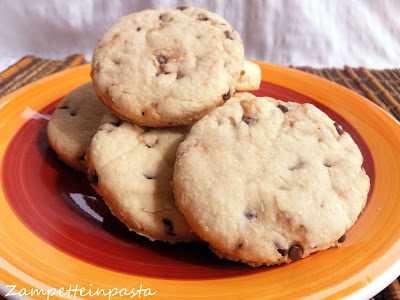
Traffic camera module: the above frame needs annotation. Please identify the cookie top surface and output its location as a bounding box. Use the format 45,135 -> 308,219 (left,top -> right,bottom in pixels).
173,92 -> 370,265
47,82 -> 109,172
91,7 -> 244,127
87,113 -> 196,243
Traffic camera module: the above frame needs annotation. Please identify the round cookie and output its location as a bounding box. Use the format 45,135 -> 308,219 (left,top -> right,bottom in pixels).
236,60 -> 261,92
173,92 -> 370,266
86,113 -> 197,243
91,6 -> 244,127
47,82 -> 109,172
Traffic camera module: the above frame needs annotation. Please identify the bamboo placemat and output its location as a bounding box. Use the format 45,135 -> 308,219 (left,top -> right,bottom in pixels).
0,55 -> 399,300
0,54 -> 86,97
295,66 -> 400,121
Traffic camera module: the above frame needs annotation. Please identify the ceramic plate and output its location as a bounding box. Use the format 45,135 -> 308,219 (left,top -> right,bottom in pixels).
1,62 -> 400,300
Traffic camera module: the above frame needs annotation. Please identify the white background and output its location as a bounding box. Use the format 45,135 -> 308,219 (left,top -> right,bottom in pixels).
0,0 -> 399,71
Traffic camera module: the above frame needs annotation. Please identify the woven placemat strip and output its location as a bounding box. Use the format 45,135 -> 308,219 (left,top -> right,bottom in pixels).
0,54 -> 85,97
0,56 -> 400,300
295,65 -> 400,120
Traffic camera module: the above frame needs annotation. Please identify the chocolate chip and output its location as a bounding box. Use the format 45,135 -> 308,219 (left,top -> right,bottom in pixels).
93,62 -> 101,73
176,6 -> 187,10
70,111 -> 77,116
77,155 -> 85,161
157,55 -> 167,64
59,105 -> 69,109
90,171 -> 98,185
144,175 -> 155,180
162,218 -> 175,236
242,118 -> 251,125
176,71 -> 185,79
110,120 -> 121,127
197,13 -> 208,21
245,211 -> 257,219
145,139 -> 158,148
222,89 -> 231,101
137,27 -> 141,31
289,161 -> 304,171
288,245 -> 303,261
323,162 -> 332,167
224,31 -> 234,40
277,104 -> 288,113
142,112 -> 145,116
156,69 -> 170,77
242,118 -> 256,126
277,249 -> 288,256
334,122 -> 344,135
338,234 -> 346,243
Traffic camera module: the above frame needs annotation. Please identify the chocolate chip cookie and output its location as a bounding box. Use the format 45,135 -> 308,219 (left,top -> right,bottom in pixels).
91,7 -> 244,127
173,92 -> 370,266
236,60 -> 261,91
47,82 -> 109,172
86,113 -> 197,243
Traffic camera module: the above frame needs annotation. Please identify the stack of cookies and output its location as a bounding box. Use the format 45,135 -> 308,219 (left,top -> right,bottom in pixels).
48,7 -> 370,267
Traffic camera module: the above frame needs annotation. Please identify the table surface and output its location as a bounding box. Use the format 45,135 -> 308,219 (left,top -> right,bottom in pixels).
0,55 -> 399,300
